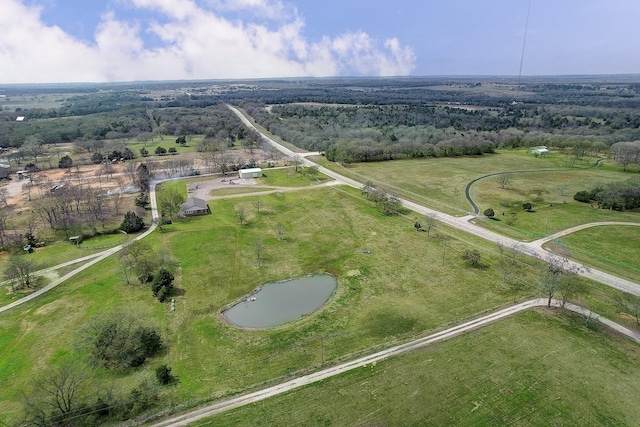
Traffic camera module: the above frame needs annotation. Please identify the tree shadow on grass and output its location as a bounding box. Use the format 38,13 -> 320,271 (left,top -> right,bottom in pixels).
364,309 -> 418,338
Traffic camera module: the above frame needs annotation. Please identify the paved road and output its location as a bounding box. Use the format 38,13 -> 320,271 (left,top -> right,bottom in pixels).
148,297 -> 640,426
227,105 -> 640,297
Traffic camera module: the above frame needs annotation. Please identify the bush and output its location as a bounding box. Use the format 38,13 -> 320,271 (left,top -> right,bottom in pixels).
156,364 -> 173,385
90,152 -> 104,164
58,155 -> 73,169
461,249 -> 481,267
483,208 -> 495,218
80,310 -> 163,370
574,190 -> 592,203
135,192 -> 149,207
152,268 -> 174,302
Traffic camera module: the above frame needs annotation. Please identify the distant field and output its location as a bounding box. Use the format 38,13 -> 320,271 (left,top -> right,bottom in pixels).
195,310 -> 640,427
318,150 -> 579,215
546,225 -> 640,284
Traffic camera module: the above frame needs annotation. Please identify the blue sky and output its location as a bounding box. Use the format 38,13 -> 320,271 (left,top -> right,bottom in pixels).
2,0 -> 639,83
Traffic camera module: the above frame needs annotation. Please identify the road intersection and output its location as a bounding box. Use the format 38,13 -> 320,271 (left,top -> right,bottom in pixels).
1,106 -> 639,426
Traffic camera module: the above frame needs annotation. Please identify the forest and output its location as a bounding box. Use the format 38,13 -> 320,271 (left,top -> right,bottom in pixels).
2,76 -> 640,167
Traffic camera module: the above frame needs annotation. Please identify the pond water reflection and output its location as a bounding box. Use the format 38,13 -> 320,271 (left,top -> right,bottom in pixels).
222,274 -> 337,328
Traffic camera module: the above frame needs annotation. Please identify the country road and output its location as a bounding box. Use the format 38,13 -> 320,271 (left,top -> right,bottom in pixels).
0,106 -> 638,426
148,298 -> 640,427
227,105 -> 640,297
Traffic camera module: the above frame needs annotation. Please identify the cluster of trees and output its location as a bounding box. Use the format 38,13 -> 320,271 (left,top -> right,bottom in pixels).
1,97 -> 243,150
28,182 -> 126,238
119,241 -> 179,302
611,141 -> 640,171
21,308 -> 167,426
242,101 -> 640,164
361,182 -> 402,215
574,177 -> 640,210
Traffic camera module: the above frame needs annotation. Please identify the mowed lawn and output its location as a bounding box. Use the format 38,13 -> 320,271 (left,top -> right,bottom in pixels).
550,225 -> 640,284
194,309 -> 640,427
318,149 -> 573,215
471,169 -> 640,239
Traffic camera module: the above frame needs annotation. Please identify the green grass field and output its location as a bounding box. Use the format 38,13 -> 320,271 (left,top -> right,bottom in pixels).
547,225 -> 640,284
259,167 -> 330,187
195,310 -> 640,427
0,185 -> 544,424
316,150 -> 577,215
316,150 -> 640,281
0,162 -> 639,425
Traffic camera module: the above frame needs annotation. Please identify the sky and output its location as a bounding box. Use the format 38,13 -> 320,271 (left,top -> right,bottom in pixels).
1,0 -> 640,84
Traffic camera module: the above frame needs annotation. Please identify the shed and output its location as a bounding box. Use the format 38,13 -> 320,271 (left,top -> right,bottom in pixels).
0,163 -> 10,179
238,168 -> 263,179
530,146 -> 550,156
180,197 -> 210,216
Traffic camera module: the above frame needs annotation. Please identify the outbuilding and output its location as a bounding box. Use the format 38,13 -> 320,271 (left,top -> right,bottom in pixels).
0,163 -> 10,179
530,146 -> 550,156
238,167 -> 263,179
180,197 -> 210,216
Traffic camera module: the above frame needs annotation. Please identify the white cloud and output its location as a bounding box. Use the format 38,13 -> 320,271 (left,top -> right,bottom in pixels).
0,0 -> 416,83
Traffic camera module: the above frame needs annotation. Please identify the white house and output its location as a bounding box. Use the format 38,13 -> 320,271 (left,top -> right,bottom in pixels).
180,197 -> 210,216
530,146 -> 550,156
238,168 -> 263,179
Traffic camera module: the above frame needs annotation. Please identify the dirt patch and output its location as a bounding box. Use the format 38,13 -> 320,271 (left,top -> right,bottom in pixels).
189,177 -> 260,200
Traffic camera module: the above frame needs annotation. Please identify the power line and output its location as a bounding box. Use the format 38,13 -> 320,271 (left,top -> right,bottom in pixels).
516,0 -> 532,99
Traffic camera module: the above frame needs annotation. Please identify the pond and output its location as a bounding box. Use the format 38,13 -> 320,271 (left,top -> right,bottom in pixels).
222,274 -> 337,328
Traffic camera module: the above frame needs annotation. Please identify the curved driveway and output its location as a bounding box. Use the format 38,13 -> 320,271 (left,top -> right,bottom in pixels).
227,105 -> 640,297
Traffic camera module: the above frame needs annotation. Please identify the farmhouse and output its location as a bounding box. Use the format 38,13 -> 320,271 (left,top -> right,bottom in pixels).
180,197 -> 210,216
530,146 -> 550,156
238,167 -> 263,179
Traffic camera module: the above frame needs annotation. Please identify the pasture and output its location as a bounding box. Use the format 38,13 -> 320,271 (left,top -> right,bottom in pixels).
0,173 -> 638,425
195,309 -> 640,426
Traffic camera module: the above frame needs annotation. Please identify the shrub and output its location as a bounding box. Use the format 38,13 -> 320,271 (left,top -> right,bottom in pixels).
90,152 -> 104,164
574,190 -> 592,203
80,311 -> 162,370
152,268 -> 174,302
483,208 -> 495,218
462,249 -> 481,267
58,155 -> 73,169
156,364 -> 173,385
